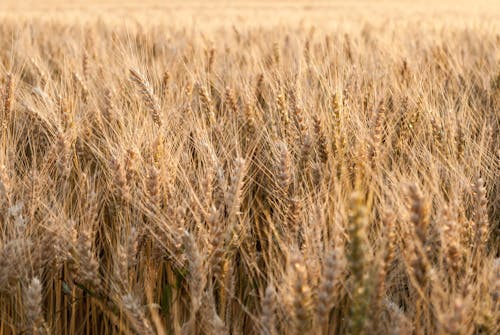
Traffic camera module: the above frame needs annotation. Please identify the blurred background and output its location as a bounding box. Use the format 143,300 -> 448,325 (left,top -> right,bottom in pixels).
0,0 -> 498,27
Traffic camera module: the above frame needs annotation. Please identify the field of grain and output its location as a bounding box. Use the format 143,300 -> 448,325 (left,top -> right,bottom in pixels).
0,1 -> 498,334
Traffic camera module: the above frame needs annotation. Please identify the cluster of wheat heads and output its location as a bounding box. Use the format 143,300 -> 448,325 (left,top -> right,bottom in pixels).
0,11 -> 498,335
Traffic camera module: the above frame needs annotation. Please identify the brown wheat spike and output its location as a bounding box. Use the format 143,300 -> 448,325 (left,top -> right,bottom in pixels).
122,294 -> 155,335
225,86 -> 238,115
332,94 -> 341,128
112,156 -> 130,203
255,73 -> 265,108
311,162 -> 323,188
472,176 -> 489,247
209,208 -> 225,279
124,149 -> 139,185
276,92 -> 289,131
408,238 -> 430,292
40,224 -> 72,273
430,117 -> 444,152
221,260 -> 235,327
441,206 -> 462,274
82,51 -> 89,80
184,80 -> 194,102
407,184 -> 429,245
373,256 -> 389,325
206,45 -> 215,73
0,239 -> 31,294
147,165 -> 161,208
299,133 -> 312,170
243,99 -> 256,137
290,253 -> 311,334
24,277 -> 49,335
312,114 -> 328,164
293,104 -> 307,141
199,290 -> 227,334
103,88 -> 115,123
129,68 -> 162,127
455,125 -> 466,158
113,243 -> 129,290
276,141 -> 291,195
0,164 -> 12,212
406,185 -> 431,289
331,94 -> 342,154
152,133 -> 165,165
287,197 -> 302,243
214,165 -> 227,209
347,192 -> 369,282
58,95 -> 73,131
261,285 -> 277,335
304,39 -> 311,66
74,225 -> 101,290
316,250 -> 342,328
371,213 -> 397,322
72,72 -> 89,103
273,41 -> 281,65
127,227 -> 139,268
85,187 -> 99,231
201,169 -> 214,211
341,86 -> 351,107
383,212 -> 397,270
161,70 -> 170,97
491,258 -> 500,304
56,132 -> 71,178
347,191 -> 371,335
225,158 -> 246,221
183,231 -> 204,313
370,101 -> 386,166
199,84 -> 216,124
2,73 -> 13,117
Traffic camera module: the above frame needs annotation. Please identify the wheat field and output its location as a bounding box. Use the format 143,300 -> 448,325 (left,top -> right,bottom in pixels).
0,1 -> 498,334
